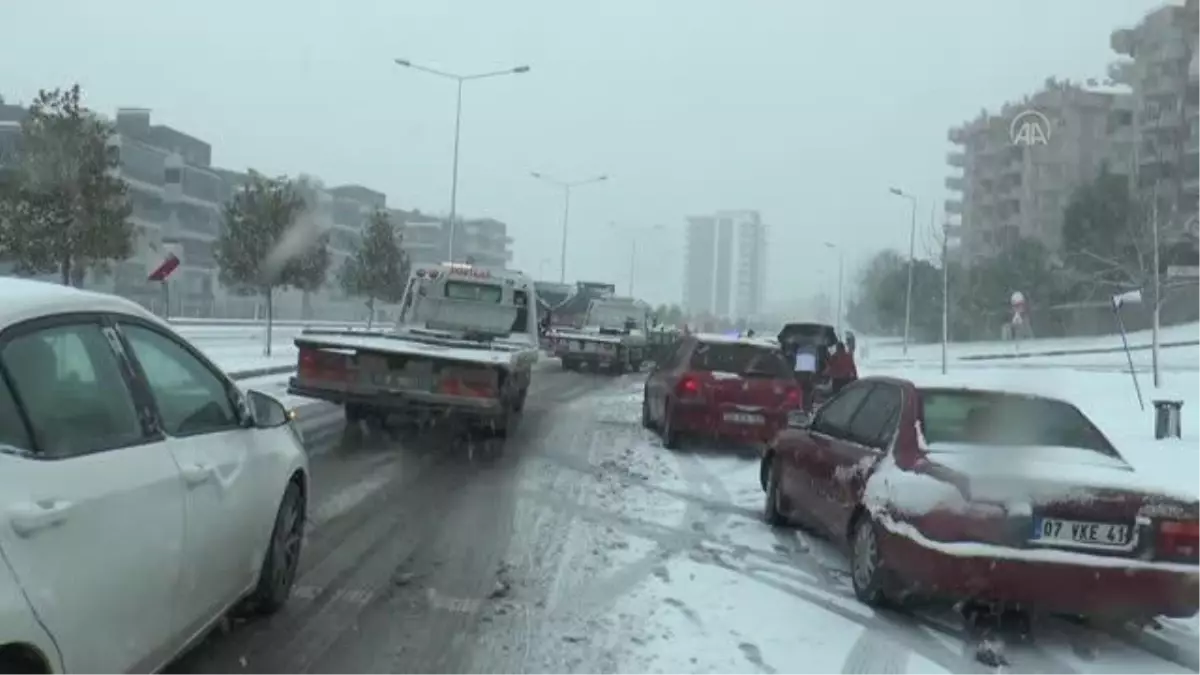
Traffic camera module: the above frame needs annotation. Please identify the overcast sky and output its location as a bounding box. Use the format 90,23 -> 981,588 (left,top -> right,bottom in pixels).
1,0 -> 1166,307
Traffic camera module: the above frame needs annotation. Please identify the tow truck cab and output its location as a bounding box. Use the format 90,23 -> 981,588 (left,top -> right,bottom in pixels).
398,262 -> 541,342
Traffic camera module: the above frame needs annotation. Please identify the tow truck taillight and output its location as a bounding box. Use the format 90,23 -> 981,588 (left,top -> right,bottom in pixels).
1157,520 -> 1200,560
298,347 -> 348,382
676,374 -> 704,402
438,367 -> 499,398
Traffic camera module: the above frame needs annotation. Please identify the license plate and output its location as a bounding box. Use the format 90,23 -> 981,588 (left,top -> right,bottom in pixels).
358,354 -> 389,371
1032,518 -> 1131,548
723,412 -> 764,425
369,372 -> 420,390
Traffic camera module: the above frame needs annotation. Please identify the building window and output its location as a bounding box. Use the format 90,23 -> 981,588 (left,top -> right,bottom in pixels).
120,142 -> 166,185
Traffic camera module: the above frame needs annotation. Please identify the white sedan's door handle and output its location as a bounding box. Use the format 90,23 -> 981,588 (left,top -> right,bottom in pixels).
180,463 -> 215,487
10,500 -> 74,537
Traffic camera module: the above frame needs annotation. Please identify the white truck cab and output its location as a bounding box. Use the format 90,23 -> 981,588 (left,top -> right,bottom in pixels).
398,262 -> 541,346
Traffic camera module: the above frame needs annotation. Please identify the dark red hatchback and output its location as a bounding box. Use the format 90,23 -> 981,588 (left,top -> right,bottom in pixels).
642,334 -> 802,449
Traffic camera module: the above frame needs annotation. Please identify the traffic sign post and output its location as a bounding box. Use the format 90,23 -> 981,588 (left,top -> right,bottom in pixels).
147,252 -> 181,319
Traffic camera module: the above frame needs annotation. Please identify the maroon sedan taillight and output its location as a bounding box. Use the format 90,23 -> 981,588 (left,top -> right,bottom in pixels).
1157,520 -> 1200,561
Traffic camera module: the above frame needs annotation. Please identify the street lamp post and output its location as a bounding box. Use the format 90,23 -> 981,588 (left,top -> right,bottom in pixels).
888,187 -> 918,356
611,223 -> 665,296
393,58 -> 530,262
824,242 -> 844,337
530,172 -> 609,283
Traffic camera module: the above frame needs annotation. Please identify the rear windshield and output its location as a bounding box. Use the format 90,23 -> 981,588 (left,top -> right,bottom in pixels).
919,389 -> 1119,458
778,324 -> 837,346
689,342 -> 790,378
444,281 -> 502,303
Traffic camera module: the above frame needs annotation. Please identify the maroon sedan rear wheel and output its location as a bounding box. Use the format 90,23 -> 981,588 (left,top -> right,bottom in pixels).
763,455 -> 788,526
850,515 -> 891,607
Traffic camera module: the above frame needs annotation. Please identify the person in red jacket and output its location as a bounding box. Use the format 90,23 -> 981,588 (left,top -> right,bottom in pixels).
824,341 -> 858,394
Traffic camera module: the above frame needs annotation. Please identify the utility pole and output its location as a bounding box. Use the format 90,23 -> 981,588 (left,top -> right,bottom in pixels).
1151,192 -> 1161,388
941,223 -> 950,375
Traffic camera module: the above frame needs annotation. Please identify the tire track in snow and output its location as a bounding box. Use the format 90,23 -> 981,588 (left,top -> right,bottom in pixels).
841,627 -> 910,674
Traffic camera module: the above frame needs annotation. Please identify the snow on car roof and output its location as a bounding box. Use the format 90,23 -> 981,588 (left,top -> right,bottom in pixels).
0,277 -> 162,330
693,332 -> 781,350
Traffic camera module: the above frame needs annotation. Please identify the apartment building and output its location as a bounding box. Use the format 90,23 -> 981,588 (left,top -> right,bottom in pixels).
1110,0 -> 1199,236
0,94 -> 522,317
946,80 -> 1135,261
398,215 -> 514,268
682,210 -> 766,321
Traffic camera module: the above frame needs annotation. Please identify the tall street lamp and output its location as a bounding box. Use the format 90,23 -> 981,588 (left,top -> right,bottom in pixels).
530,172 -> 609,283
824,241 -> 844,337
610,222 -> 665,296
888,187 -> 918,356
393,58 -> 530,262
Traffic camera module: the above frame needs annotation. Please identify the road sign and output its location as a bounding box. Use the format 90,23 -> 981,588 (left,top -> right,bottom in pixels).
1167,265 -> 1200,279
147,253 -> 181,282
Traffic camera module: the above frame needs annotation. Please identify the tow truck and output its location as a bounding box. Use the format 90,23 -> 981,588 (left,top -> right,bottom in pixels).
548,295 -> 650,373
287,262 -> 540,443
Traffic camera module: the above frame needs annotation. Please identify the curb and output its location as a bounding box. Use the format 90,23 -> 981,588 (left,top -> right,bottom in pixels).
229,364 -> 296,381
957,339 -> 1200,362
869,339 -> 1200,365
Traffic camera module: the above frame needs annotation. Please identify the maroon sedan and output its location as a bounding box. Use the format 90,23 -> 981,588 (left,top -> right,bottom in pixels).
761,376 -> 1200,621
643,334 -> 802,449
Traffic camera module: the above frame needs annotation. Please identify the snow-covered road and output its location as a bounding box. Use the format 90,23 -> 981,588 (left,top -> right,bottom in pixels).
169,364 -> 1198,674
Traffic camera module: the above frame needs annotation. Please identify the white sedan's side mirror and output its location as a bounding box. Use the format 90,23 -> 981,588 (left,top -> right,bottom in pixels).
246,390 -> 291,429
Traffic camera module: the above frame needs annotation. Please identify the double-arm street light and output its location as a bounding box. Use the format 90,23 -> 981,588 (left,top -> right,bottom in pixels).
824,241 -> 844,338
530,172 -> 609,283
393,58 -> 530,262
888,187 -> 919,356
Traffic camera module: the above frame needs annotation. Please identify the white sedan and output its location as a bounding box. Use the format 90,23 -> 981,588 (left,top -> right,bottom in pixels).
0,278 -> 309,673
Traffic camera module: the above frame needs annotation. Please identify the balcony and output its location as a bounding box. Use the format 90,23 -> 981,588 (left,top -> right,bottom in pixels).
945,176 -> 965,191
1110,28 -> 1134,56
944,199 -> 963,215
947,151 -> 966,168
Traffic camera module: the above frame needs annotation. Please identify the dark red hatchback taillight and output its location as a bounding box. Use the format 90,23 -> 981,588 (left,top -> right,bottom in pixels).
783,385 -> 802,409
676,374 -> 704,402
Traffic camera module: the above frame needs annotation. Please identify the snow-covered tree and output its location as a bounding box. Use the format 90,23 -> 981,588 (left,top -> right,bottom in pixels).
215,171 -> 330,354
337,209 -> 410,328
0,85 -> 133,286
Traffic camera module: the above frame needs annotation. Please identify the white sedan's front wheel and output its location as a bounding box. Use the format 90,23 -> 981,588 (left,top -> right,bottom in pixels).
246,480 -> 305,615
